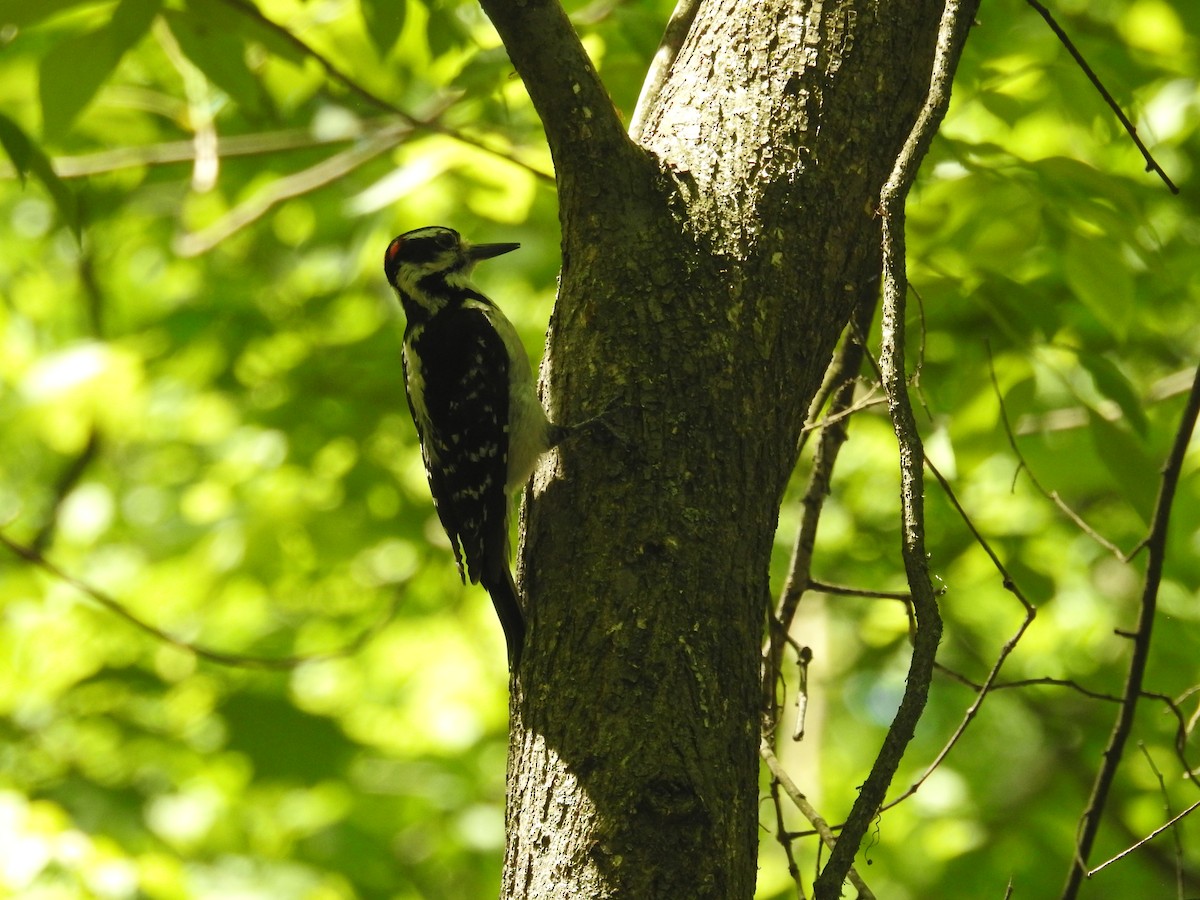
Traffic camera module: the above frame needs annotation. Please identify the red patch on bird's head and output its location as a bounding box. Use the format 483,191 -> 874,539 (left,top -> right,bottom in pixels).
384,236 -> 406,285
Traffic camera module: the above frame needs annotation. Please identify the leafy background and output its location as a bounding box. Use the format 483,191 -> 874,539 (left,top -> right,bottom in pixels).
0,0 -> 1197,897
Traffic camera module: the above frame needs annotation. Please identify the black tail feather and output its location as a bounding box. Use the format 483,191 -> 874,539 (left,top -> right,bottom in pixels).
483,568 -> 525,668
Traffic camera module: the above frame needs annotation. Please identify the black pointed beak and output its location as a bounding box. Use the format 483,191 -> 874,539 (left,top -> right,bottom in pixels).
466,241 -> 520,262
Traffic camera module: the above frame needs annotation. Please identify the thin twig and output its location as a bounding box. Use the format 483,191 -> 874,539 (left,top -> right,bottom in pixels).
988,348 -> 1130,560
173,120 -> 414,256
761,290 -> 878,891
156,18 -> 219,192
808,580 -> 911,602
32,431 -> 100,552
813,0 -> 981,890
762,740 -> 875,900
880,459 -> 1036,812
1062,362 -> 1200,898
32,243 -> 109,551
764,291 -> 877,736
799,390 -> 886,435
768,772 -> 809,899
939,665 -> 1199,786
988,675 -> 1123,704
1133,745 -> 1185,898
0,530 -> 399,670
1024,0 -> 1178,194
1088,797 -> 1200,880
32,244 -> 107,551
0,118 -> 411,181
214,0 -> 553,181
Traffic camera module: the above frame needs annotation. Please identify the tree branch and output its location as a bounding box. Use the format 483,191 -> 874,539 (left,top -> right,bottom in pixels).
1088,797 -> 1200,880
173,119 -> 414,256
214,0 -> 552,181
812,1 -> 980,895
1024,0 -> 1178,194
0,117 -> 406,180
763,291 -> 876,736
475,0 -> 632,179
989,349 -> 1132,560
1062,361 -> 1200,898
879,459 -> 1036,813
628,0 -> 702,143
762,740 -> 875,900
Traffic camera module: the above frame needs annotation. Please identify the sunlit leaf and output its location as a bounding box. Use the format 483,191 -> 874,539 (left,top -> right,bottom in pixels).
37,0 -> 162,139
2,0 -> 101,29
1063,232 -> 1135,340
182,0 -> 308,67
1079,352 -> 1149,436
360,0 -> 406,60
162,10 -> 270,117
1087,410 -> 1158,523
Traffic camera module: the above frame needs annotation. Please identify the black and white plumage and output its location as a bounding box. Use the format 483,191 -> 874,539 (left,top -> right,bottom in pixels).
384,225 -> 561,667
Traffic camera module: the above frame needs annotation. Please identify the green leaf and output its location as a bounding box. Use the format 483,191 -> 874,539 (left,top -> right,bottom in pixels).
222,692 -> 356,780
0,112 -> 82,239
1063,232 -> 1135,340
1079,353 -> 1149,437
1033,157 -> 1140,217
979,277 -> 1062,343
360,0 -> 406,59
2,0 -> 101,28
162,10 -> 269,116
37,0 -> 162,139
1087,411 -> 1157,524
426,5 -> 468,58
0,114 -> 34,183
1000,375 -> 1036,425
183,0 -> 307,67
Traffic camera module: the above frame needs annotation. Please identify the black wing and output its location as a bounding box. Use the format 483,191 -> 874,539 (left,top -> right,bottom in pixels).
402,305 -> 510,588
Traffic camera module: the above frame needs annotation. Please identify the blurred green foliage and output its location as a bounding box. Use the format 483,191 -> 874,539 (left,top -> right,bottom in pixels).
0,0 -> 1197,897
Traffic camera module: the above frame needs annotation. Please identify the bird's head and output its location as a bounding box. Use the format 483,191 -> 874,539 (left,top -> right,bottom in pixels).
384,226 -> 519,307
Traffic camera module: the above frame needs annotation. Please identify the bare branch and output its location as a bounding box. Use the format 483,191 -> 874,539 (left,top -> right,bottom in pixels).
989,349 -> 1130,560
156,17 -> 219,192
937,667 -> 1200,782
762,740 -> 875,900
0,118 -> 399,180
1062,361 -> 1200,897
475,0 -> 633,180
799,390 -> 886,436
812,2 -> 980,894
879,459 -> 1036,812
173,120 -> 413,256
213,0 -> 553,181
808,580 -> 912,602
763,291 -> 877,737
1088,797 -> 1200,880
767,772 -> 810,899
1131,745 -> 1187,896
31,431 -> 100,554
1024,0 -> 1178,194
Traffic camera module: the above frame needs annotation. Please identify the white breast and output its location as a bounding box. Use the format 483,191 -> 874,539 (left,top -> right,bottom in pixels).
469,301 -> 554,492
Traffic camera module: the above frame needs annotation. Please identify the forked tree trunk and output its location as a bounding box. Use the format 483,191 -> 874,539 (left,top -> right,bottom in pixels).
475,0 -> 954,895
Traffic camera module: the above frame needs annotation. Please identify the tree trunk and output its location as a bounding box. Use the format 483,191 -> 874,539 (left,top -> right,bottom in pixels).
476,0 -> 953,895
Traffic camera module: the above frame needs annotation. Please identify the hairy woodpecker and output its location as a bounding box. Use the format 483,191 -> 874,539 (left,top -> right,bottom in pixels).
384,225 -> 563,667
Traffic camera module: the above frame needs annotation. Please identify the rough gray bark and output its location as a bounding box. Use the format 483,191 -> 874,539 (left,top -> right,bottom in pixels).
475,0 -> 952,896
